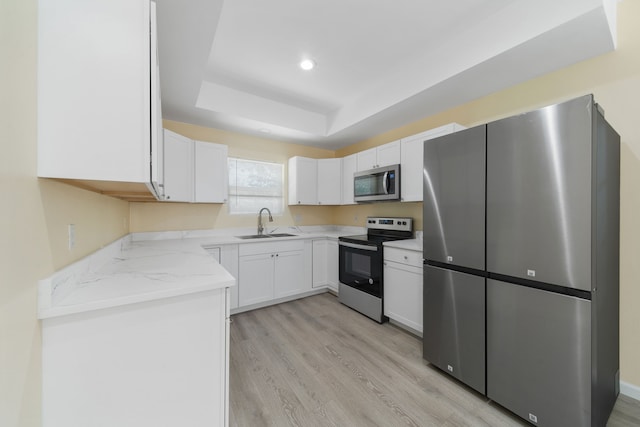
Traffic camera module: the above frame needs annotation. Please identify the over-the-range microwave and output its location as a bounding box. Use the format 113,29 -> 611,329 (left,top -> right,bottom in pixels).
354,164 -> 401,202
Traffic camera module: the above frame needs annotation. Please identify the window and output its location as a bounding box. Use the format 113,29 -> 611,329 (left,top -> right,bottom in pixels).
228,157 -> 284,215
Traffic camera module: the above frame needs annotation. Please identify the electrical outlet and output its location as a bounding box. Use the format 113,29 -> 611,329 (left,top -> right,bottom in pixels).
294,214 -> 302,223
68,224 -> 76,250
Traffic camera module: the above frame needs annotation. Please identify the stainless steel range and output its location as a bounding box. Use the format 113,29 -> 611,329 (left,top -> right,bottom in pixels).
338,217 -> 413,323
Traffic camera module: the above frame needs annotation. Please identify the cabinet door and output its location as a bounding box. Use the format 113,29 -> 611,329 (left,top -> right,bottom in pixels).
38,0 -> 156,186
238,253 -> 274,306
356,148 -> 377,171
163,130 -> 193,202
376,140 -> 401,168
400,135 -> 424,202
341,154 -> 357,205
274,250 -> 308,298
194,141 -> 228,203
288,157 -> 318,205
383,260 -> 423,332
317,158 -> 342,205
148,2 -> 164,199
327,240 -> 339,292
220,245 -> 239,309
312,240 -> 328,288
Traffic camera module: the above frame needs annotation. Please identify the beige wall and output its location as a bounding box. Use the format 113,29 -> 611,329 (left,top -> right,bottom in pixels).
1,1 -> 132,425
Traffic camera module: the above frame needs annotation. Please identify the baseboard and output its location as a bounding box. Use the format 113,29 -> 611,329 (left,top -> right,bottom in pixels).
621,380 -> 640,401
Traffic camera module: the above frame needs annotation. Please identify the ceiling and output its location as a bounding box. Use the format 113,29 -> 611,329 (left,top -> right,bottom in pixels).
155,0 -> 618,150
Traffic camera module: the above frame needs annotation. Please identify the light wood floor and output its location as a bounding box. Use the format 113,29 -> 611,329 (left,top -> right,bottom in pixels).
229,292 -> 640,426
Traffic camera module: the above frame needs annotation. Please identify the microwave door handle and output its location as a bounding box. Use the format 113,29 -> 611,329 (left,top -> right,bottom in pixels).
383,171 -> 389,194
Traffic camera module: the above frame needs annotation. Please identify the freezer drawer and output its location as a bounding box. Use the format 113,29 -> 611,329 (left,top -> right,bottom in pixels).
423,125 -> 486,270
423,265 -> 485,394
487,279 -> 591,426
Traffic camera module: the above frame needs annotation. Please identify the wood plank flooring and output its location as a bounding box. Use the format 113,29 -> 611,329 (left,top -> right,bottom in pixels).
229,292 -> 640,427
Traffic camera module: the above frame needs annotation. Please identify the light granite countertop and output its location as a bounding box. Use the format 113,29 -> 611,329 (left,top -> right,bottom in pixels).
38,226 -> 365,320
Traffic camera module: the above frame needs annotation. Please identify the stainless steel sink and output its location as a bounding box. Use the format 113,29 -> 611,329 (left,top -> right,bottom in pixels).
235,233 -> 297,239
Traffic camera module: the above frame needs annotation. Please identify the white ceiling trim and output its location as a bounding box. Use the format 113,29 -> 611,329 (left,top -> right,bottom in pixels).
156,0 -> 618,149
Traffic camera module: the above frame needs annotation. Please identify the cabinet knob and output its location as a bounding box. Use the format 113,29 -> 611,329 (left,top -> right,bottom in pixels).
166,195 -> 170,200
271,254 -> 274,258
404,256 -> 408,260
276,253 -> 279,257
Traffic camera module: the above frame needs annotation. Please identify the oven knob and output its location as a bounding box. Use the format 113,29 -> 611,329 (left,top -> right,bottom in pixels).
369,278 -> 373,284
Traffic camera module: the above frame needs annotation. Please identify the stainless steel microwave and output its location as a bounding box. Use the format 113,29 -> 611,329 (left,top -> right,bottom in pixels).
354,164 -> 400,202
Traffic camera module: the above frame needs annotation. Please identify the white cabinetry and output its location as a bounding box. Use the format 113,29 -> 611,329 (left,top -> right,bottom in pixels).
204,245 -> 239,309
238,240 -> 311,307
357,140 -> 401,171
163,130 -> 193,202
312,239 -> 339,292
327,239 -> 339,292
289,157 -> 343,205
401,123 -> 466,202
37,0 -> 163,198
312,240 -> 328,288
162,130 -> 228,203
288,156 -> 318,205
342,154 -> 357,205
194,141 -> 228,203
42,288 -> 230,426
317,158 -> 342,205
383,247 -> 423,333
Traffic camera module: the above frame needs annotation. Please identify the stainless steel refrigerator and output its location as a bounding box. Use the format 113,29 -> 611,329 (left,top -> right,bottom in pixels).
422,94 -> 620,426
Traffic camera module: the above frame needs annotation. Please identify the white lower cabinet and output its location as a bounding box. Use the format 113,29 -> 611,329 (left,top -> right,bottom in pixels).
312,239 -> 328,288
383,247 -> 423,333
205,244 -> 239,309
312,239 -> 339,292
238,240 -> 311,307
42,288 -> 229,427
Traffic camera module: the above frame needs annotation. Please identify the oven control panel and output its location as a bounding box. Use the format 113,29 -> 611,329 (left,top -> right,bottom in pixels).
366,217 -> 412,232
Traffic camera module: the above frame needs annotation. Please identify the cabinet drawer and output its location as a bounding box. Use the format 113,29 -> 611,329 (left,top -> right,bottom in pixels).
239,239 -> 305,256
384,247 -> 422,267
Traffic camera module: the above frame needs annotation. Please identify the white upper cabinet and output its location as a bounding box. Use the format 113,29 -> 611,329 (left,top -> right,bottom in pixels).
401,123 -> 466,202
341,154 -> 357,205
194,141 -> 228,203
289,157 -> 343,205
37,0 -> 163,198
356,140 -> 401,171
163,130 -> 193,202
317,158 -> 342,205
288,157 -> 318,205
162,129 -> 228,203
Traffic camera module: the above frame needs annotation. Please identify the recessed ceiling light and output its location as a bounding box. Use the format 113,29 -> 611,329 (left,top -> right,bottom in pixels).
299,59 -> 315,71
259,128 -> 271,133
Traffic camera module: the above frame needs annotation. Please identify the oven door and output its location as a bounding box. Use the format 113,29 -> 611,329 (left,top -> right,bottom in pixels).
339,241 -> 383,297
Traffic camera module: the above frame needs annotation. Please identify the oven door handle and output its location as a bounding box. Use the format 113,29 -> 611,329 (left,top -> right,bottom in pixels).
339,241 -> 378,252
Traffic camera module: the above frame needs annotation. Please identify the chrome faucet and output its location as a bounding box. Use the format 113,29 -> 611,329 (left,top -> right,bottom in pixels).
257,207 -> 273,235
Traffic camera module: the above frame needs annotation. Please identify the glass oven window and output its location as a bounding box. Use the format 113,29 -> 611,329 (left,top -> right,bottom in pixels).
339,243 -> 383,297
